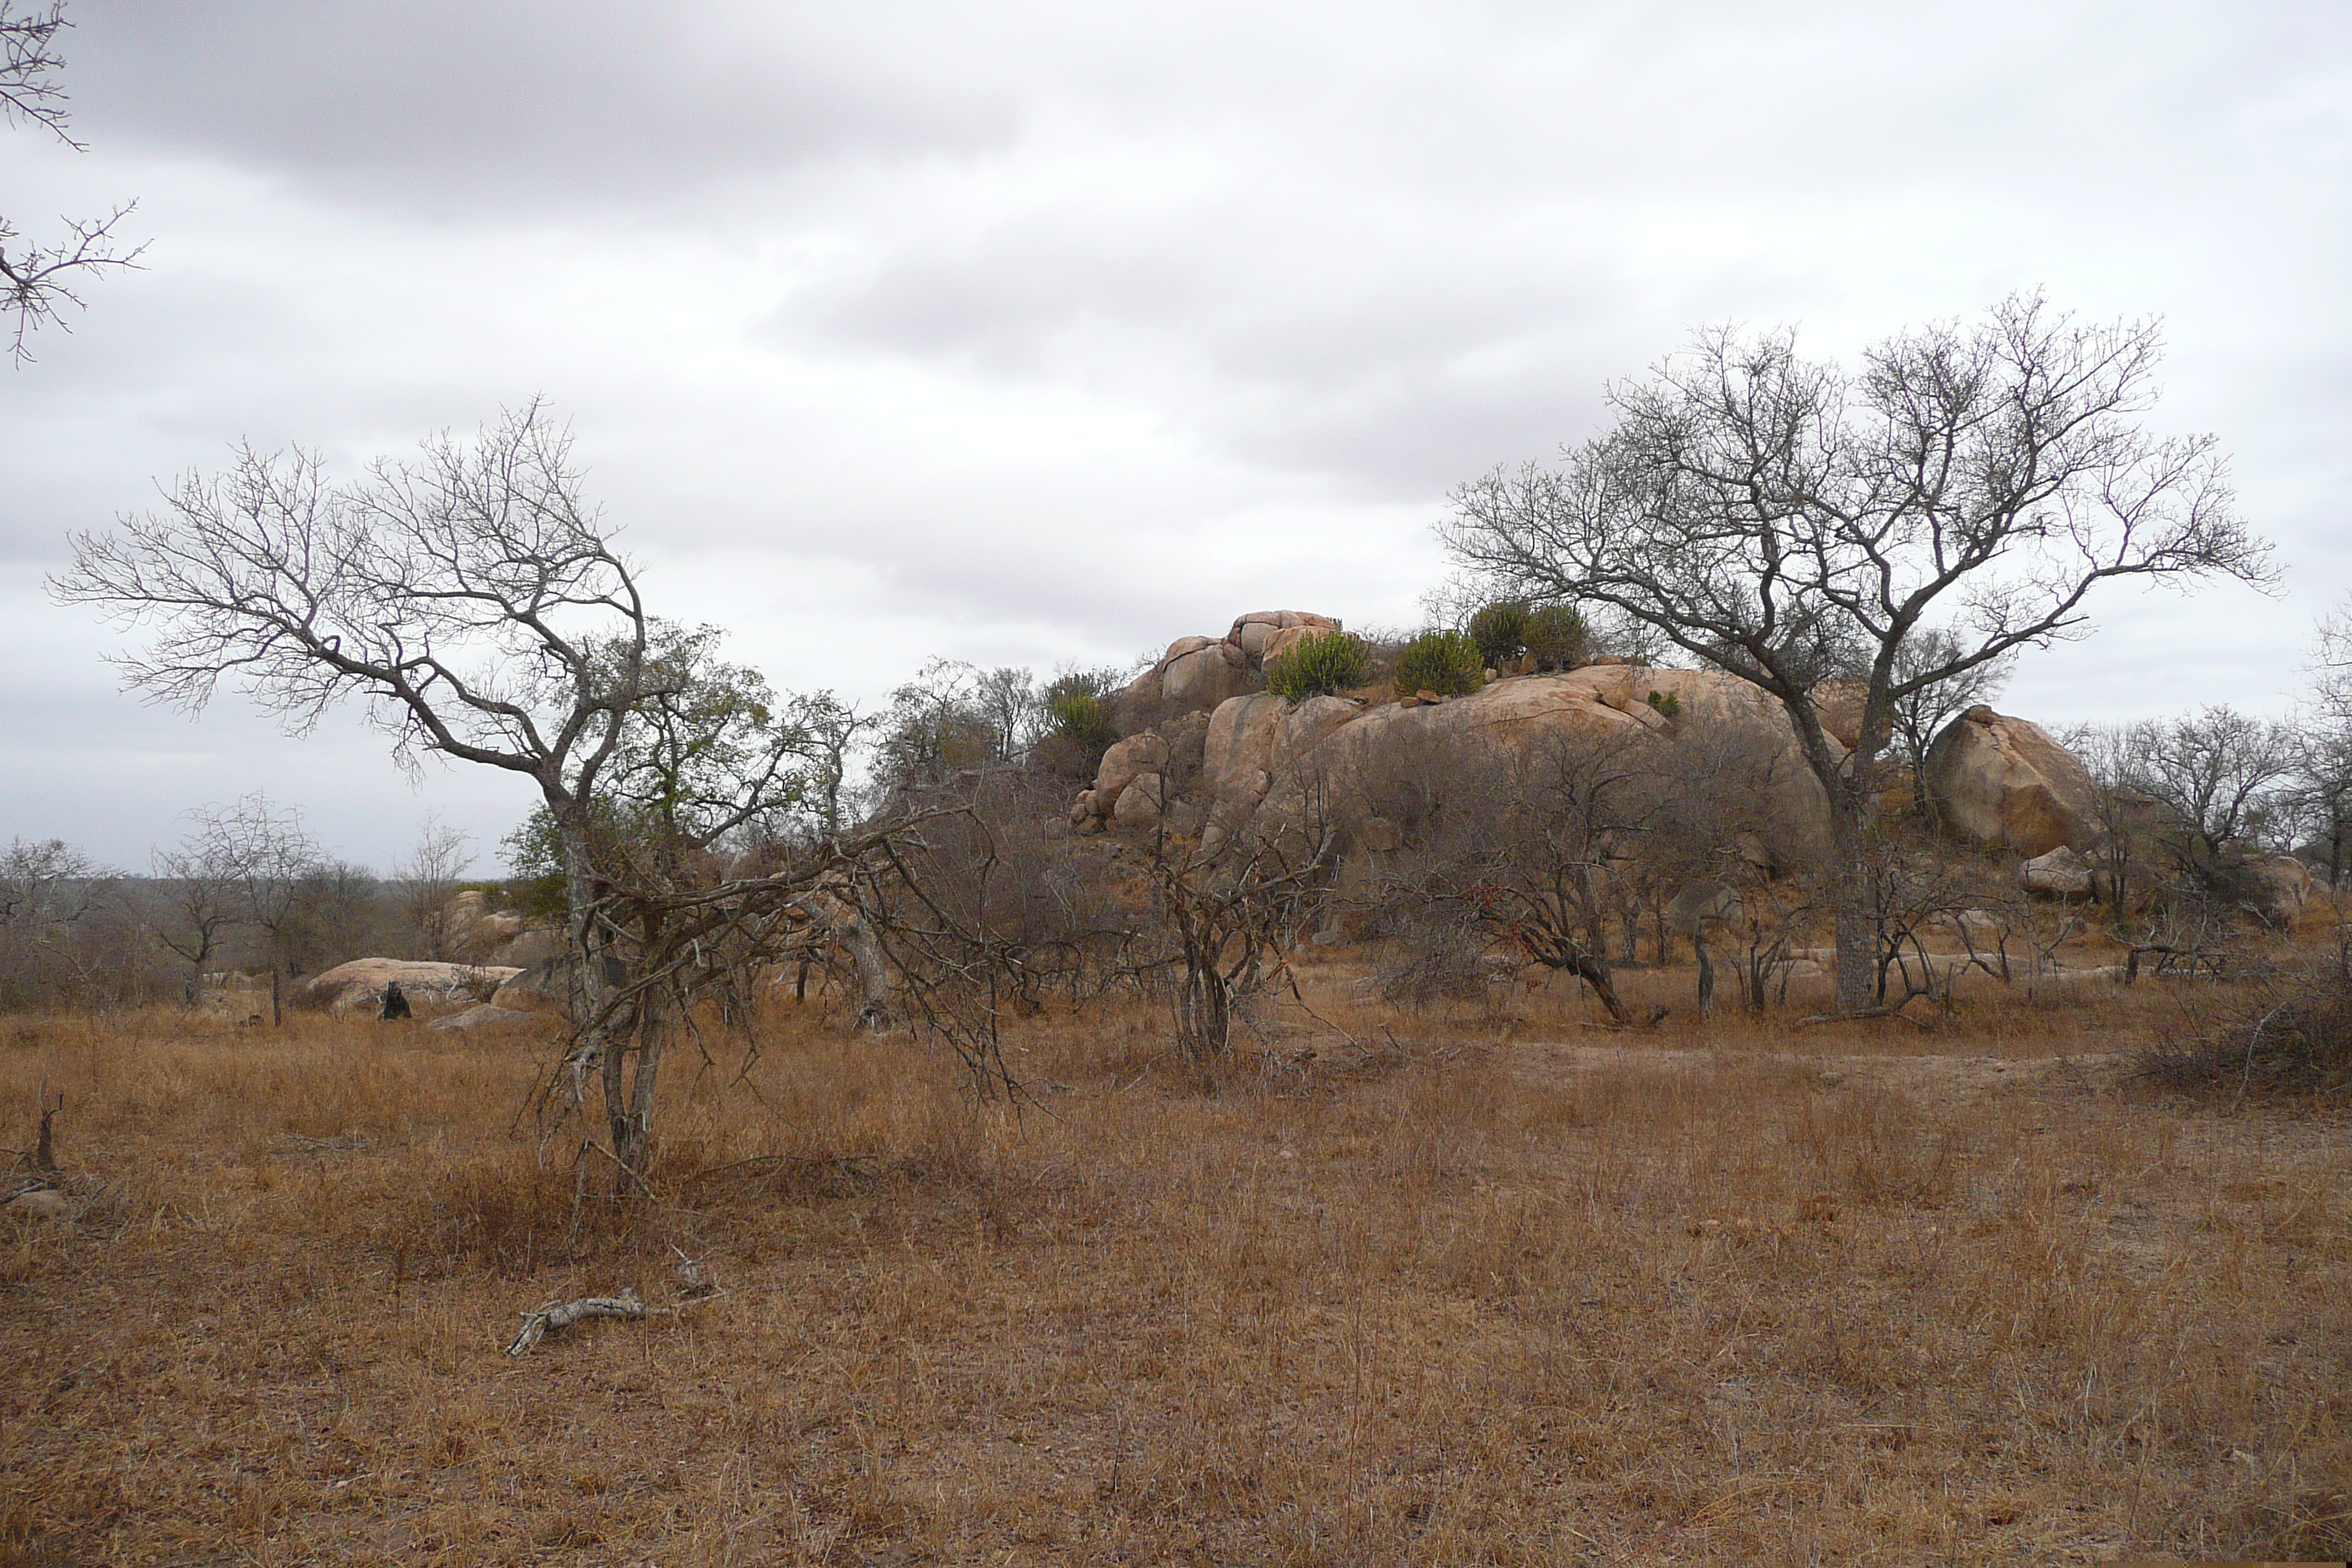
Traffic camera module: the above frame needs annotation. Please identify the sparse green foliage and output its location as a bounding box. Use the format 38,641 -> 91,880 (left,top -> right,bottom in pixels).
1395,629 -> 1485,698
1467,600 -> 1529,669
1646,689 -> 1681,718
1524,604 -> 1591,671
1267,630 -> 1372,701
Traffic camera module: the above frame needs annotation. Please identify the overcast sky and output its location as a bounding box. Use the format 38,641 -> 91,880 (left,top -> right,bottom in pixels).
3,0 -> 2346,873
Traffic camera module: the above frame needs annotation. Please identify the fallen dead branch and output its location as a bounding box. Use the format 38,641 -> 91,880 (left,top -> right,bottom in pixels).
505,1287 -> 645,1357
504,1251 -> 734,1357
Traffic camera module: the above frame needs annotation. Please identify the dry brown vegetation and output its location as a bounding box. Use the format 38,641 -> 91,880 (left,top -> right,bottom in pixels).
2,963 -> 2348,1566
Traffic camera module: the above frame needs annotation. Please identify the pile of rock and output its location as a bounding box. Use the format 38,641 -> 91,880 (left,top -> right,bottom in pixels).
1071,611 -> 1344,834
1064,611 -> 2342,945
1112,611 -> 1342,729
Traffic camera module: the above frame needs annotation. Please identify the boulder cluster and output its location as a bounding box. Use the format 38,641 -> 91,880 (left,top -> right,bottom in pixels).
1069,611 -> 1341,834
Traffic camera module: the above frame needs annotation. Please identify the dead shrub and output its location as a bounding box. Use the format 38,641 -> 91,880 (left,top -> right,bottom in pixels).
2135,957 -> 2352,1098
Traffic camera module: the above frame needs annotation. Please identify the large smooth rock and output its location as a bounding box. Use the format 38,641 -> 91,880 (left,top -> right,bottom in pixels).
440,889 -> 533,958
1923,706 -> 2099,857
500,927 -> 562,968
491,952 -> 630,1014
1111,772 -> 1167,832
1258,623 -> 1342,671
1226,611 -> 1341,666
2245,854 -> 2318,925
1809,679 -> 1868,750
1667,880 -> 1744,932
1205,693 -> 1289,804
304,959 -> 523,1015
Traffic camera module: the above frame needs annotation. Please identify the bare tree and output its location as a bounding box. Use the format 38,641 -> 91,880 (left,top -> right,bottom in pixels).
193,794 -> 326,1025
2285,599 -> 2352,889
2314,593 -> 2352,724
285,859 -> 379,978
780,691 -> 878,846
0,836 -> 113,1008
2280,721 -> 2352,892
149,818 -> 244,1003
56,406 -> 658,1039
970,666 -> 1044,764
2130,705 -> 2296,872
1142,796 -> 1335,1063
53,404 -> 872,1182
1375,731 -> 1680,1027
876,659 -> 999,794
1439,293 -> 2270,1012
1,1 -> 141,363
395,813 -> 475,960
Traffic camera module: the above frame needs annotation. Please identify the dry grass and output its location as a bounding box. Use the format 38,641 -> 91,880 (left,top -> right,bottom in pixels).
0,964 -> 2347,1566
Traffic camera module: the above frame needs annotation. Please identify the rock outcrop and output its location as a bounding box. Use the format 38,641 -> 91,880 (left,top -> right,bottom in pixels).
304,959 -> 522,1015
1078,657 -> 1842,866
438,889 -> 551,964
491,953 -> 630,1014
1237,666 -> 1833,864
442,890 -> 524,953
1923,706 -> 2100,858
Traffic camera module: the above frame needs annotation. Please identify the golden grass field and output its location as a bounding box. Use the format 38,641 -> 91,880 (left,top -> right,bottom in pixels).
1,962 -> 2347,1566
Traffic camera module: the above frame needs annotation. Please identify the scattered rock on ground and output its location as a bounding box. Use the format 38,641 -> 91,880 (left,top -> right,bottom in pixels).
2019,844 -> 2097,899
4,1188 -> 75,1222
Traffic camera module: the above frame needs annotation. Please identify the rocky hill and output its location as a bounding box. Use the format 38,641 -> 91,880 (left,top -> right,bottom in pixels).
1060,608 -> 2329,928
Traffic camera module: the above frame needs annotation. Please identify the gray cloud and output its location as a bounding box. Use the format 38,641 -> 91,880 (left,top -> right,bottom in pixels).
75,1 -> 1019,214
3,0 -> 2349,868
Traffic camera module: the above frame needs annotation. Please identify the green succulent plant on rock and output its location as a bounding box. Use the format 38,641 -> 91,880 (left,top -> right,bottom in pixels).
1394,629 -> 1485,698
1523,605 -> 1591,671
1467,600 -> 1529,670
1267,630 -> 1373,700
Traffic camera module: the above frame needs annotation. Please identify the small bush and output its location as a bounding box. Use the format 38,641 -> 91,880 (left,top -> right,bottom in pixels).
1646,689 -> 1681,718
1523,605 -> 1591,671
1394,630 -> 1485,698
1466,601 -> 1529,670
1267,630 -> 1373,700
